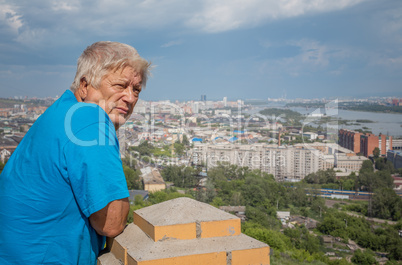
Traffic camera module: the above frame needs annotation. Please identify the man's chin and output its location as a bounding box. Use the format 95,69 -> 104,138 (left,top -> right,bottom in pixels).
109,114 -> 128,130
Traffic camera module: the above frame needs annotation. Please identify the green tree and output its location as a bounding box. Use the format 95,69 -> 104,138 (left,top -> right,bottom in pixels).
161,165 -> 198,188
211,197 -> 224,208
148,190 -> 193,204
343,178 -> 357,191
372,187 -> 402,221
358,171 -> 376,192
351,249 -> 378,265
0,161 -> 5,174
304,169 -> 336,185
289,185 -> 308,207
130,140 -> 154,156
242,222 -> 291,252
245,206 -> 280,229
318,214 -> 349,239
360,160 -> 374,174
182,134 -> 190,146
174,142 -> 185,156
123,164 -> 142,189
373,147 -> 380,159
284,226 -> 322,254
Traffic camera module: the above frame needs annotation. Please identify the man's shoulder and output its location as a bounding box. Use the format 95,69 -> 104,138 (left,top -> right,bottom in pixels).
66,102 -> 112,133
52,90 -> 113,134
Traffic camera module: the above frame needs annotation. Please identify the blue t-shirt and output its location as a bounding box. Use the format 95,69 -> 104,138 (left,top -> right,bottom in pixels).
0,90 -> 129,265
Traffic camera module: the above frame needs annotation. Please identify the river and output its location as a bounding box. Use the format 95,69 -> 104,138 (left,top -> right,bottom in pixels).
245,104 -> 402,137
292,107 -> 402,138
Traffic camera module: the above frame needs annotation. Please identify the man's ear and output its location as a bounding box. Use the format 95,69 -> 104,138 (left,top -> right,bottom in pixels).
76,77 -> 89,102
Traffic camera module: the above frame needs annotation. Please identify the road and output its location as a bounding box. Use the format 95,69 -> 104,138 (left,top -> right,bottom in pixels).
325,199 -> 397,225
345,212 -> 397,225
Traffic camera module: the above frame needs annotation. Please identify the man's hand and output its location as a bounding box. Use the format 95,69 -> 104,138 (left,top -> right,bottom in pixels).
89,198 -> 129,237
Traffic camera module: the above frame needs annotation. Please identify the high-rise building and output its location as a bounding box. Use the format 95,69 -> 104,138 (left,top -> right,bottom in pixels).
201,95 -> 206,102
192,143 -> 320,181
379,134 -> 393,155
387,150 -> 402,169
339,129 -> 392,157
338,129 -> 362,153
360,133 -> 378,157
223,97 -> 227,107
391,98 -> 402,106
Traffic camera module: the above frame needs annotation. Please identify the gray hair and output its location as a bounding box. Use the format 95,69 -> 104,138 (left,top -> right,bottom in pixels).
70,41 -> 151,92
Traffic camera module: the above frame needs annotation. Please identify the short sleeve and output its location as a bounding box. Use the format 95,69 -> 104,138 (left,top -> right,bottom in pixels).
64,121 -> 129,218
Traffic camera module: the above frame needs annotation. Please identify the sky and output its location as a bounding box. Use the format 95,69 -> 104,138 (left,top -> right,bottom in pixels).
0,0 -> 401,101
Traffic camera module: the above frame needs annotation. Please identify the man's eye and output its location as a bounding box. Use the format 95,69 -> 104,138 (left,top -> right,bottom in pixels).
133,87 -> 141,95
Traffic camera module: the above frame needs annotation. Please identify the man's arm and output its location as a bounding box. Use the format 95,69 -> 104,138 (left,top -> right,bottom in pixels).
89,198 -> 129,237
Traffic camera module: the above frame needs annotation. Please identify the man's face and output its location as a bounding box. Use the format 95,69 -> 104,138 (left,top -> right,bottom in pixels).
82,67 -> 142,129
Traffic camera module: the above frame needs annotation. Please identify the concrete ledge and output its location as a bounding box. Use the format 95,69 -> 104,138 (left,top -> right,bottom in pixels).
134,197 -> 239,226
99,198 -> 270,265
107,223 -> 269,264
97,252 -> 122,265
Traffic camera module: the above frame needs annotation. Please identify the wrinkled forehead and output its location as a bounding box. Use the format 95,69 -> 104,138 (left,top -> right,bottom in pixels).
103,66 -> 143,84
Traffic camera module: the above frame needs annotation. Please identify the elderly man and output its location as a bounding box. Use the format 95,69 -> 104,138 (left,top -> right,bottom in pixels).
0,42 -> 151,264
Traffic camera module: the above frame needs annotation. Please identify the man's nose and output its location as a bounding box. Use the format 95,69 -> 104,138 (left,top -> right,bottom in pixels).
123,88 -> 135,103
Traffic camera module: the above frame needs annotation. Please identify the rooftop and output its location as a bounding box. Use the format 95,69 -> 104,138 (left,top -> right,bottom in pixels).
134,197 -> 238,226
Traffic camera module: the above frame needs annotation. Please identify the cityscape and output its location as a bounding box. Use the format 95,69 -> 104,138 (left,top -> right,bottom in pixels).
1,0 -> 402,264
1,92 -> 401,264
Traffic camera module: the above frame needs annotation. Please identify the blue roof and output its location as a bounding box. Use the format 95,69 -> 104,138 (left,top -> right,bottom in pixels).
191,137 -> 203,142
228,137 -> 238,142
233,130 -> 245,134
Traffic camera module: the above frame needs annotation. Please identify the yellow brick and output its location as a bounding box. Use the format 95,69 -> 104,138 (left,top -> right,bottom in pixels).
135,252 -> 227,265
200,219 -> 241,238
154,222 -> 196,242
231,247 -> 270,265
128,254 -> 138,265
108,238 -> 126,264
133,212 -> 156,241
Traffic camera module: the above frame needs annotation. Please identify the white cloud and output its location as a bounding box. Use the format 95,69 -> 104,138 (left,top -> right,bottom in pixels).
289,39 -> 329,67
15,28 -> 47,46
161,40 -> 183,48
0,3 -> 23,34
186,0 -> 367,32
51,0 -> 80,11
256,39 -> 355,77
374,4 -> 402,44
370,54 -> 402,69
1,0 -> 369,47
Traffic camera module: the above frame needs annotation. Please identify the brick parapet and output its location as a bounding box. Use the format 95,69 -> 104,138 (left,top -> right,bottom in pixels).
98,198 -> 270,265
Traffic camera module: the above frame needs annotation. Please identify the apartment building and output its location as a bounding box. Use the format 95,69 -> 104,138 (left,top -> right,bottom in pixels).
192,143 -> 321,181
192,142 -> 367,181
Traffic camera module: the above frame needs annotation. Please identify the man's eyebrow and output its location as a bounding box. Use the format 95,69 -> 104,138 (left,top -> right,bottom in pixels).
114,78 -> 129,83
